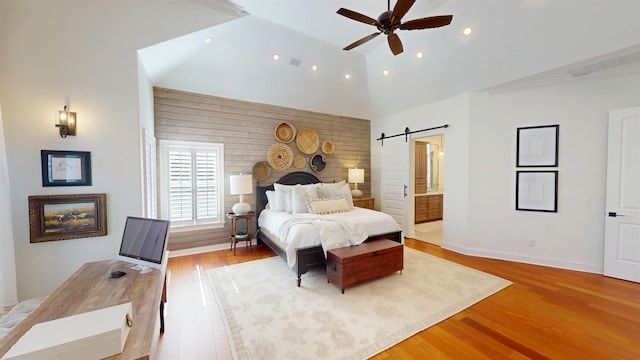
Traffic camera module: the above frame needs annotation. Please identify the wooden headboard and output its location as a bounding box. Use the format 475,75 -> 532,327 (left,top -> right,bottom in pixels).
256,171 -> 322,218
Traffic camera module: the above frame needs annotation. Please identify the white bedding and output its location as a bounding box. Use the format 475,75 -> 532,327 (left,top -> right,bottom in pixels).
258,207 -> 401,267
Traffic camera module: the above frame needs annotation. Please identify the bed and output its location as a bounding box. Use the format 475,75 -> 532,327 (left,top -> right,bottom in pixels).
256,171 -> 402,286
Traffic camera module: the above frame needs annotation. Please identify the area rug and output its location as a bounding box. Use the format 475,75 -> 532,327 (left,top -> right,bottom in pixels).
207,247 -> 511,360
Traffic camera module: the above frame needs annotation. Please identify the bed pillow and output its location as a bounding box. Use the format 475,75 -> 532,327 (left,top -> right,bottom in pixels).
291,185 -> 310,213
329,183 -> 355,209
265,190 -> 276,210
308,196 -> 351,215
317,180 -> 346,198
273,183 -> 294,213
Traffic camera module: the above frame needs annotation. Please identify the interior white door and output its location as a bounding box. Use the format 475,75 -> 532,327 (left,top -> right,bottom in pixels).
380,136 -> 409,238
604,106 -> 640,283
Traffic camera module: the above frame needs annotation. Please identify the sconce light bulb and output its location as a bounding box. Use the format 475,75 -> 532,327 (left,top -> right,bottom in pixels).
59,112 -> 67,121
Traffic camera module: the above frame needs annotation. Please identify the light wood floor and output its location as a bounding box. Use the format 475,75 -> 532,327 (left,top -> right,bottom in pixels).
156,239 -> 640,359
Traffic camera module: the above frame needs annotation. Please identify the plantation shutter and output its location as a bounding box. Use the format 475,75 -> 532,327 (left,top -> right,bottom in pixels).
163,143 -> 222,226
167,147 -> 193,222
159,140 -> 224,228
195,149 -> 218,221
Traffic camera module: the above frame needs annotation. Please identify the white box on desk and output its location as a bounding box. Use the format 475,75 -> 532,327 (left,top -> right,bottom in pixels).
2,302 -> 133,360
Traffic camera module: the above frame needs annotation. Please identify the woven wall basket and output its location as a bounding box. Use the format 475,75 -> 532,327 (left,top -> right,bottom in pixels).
267,143 -> 294,170
252,161 -> 271,181
296,128 -> 319,154
293,155 -> 306,169
322,140 -> 334,154
274,122 -> 296,143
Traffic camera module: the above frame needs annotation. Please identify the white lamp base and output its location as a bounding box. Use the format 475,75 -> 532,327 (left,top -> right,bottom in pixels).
232,202 -> 251,214
351,189 -> 363,198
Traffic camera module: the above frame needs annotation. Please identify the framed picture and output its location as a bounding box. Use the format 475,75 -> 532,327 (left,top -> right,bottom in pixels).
28,193 -> 107,243
516,125 -> 559,167
516,171 -> 558,212
41,150 -> 92,187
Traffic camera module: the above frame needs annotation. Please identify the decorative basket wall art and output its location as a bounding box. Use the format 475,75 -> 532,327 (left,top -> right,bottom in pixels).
322,140 -> 334,154
252,161 -> 271,181
293,155 -> 306,169
310,154 -> 327,173
274,122 -> 296,143
267,143 -> 294,170
296,128 -> 319,154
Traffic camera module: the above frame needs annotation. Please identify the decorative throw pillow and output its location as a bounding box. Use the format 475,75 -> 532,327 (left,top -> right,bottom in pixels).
307,196 -> 351,215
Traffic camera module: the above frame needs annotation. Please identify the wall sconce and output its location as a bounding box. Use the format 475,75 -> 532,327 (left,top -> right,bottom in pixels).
56,105 -> 76,138
230,174 -> 253,214
348,167 -> 365,198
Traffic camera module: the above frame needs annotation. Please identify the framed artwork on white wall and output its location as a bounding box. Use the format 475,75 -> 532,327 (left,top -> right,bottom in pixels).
516,125 -> 559,167
516,171 -> 558,212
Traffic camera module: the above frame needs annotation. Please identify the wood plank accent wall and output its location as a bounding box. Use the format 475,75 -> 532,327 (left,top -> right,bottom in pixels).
154,87 -> 371,251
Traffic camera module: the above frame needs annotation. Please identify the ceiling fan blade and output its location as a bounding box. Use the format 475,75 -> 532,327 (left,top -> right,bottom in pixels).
387,33 -> 404,55
337,8 -> 378,26
344,32 -> 382,51
399,15 -> 453,30
391,0 -> 416,22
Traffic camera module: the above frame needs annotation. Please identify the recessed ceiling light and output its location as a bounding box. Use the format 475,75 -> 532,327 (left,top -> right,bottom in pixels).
416,51 -> 424,59
382,70 -> 389,76
463,27 -> 472,35
311,64 -> 318,71
273,53 -> 280,61
344,73 -> 351,80
204,37 -> 212,44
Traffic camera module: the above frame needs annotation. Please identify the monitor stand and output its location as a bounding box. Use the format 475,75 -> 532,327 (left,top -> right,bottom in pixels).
131,264 -> 153,274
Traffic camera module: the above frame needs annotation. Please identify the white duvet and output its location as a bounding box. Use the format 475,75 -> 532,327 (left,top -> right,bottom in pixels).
258,207 -> 401,267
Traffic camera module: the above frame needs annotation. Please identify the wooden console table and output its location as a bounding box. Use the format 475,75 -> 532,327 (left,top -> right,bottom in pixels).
0,259 -> 166,359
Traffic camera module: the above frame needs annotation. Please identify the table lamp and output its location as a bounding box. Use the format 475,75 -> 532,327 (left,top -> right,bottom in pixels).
230,174 -> 253,214
348,167 -> 364,198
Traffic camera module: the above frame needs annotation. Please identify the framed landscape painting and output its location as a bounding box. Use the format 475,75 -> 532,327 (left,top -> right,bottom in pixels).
28,193 -> 107,243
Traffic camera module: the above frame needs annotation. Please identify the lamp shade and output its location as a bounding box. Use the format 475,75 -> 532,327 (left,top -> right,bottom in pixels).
230,174 -> 253,195
348,168 -> 364,184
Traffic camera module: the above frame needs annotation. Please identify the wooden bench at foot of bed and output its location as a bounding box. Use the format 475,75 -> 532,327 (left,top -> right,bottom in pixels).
326,239 -> 404,294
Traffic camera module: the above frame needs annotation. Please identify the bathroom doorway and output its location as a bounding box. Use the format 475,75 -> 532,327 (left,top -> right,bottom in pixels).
412,134 -> 444,246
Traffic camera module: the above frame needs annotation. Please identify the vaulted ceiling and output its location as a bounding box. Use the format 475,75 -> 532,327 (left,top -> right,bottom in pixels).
140,0 -> 640,119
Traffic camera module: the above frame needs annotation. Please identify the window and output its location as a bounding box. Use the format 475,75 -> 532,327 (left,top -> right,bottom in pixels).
159,140 -> 224,230
143,129 -> 157,218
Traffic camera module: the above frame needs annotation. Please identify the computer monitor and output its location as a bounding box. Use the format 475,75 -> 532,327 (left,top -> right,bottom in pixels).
117,216 -> 170,272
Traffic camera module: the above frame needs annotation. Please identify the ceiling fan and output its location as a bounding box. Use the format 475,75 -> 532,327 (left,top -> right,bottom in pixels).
337,0 -> 453,55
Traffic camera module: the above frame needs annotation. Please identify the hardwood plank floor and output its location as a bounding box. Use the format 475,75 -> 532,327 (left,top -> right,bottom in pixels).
155,239 -> 640,359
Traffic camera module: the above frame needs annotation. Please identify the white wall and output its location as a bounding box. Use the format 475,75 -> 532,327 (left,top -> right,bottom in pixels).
0,0 -> 232,300
373,69 -> 640,273
459,69 -> 640,272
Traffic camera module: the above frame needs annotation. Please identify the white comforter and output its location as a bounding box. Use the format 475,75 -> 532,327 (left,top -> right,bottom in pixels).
258,207 -> 401,267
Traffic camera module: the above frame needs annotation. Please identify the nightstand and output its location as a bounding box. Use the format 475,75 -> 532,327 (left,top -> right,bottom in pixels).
227,212 -> 254,255
352,197 -> 375,210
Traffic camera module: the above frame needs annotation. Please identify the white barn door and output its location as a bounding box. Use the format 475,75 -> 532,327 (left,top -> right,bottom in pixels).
604,106 -> 640,283
380,136 -> 409,238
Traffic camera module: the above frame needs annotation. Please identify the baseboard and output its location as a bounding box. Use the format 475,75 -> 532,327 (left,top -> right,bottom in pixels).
442,242 -> 604,275
168,239 -> 257,258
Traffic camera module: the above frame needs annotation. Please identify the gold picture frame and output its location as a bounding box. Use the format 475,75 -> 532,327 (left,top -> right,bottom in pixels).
28,193 -> 107,243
